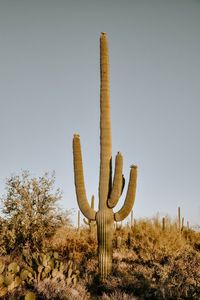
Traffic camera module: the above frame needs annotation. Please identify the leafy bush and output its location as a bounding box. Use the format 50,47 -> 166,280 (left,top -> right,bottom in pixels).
0,171 -> 66,253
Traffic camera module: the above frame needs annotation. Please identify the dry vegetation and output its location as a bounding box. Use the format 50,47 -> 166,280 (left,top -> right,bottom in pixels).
48,220 -> 200,300
0,172 -> 199,299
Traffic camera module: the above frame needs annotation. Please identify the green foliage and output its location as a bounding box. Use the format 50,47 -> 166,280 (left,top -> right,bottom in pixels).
0,171 -> 65,253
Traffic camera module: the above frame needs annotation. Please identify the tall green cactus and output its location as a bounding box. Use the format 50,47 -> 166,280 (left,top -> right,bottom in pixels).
72,32 -> 137,280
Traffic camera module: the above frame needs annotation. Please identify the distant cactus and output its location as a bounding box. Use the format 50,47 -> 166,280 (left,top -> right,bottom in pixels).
181,217 -> 184,231
178,206 -> 181,230
83,195 -> 96,234
162,217 -> 166,231
187,221 -> 189,229
126,221 -> 130,229
127,232 -> 131,248
77,210 -> 80,233
131,210 -> 134,228
73,32 -> 137,280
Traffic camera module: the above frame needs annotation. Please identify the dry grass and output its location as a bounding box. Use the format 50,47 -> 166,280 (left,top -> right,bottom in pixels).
0,218 -> 199,299
44,218 -> 200,300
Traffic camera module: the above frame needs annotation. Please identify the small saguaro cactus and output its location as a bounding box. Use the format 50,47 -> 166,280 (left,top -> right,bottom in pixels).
77,210 -> 80,233
178,206 -> 181,230
162,216 -> 166,231
131,210 -> 134,228
181,217 -> 184,231
83,195 -> 96,234
187,221 -> 189,229
72,32 -> 137,280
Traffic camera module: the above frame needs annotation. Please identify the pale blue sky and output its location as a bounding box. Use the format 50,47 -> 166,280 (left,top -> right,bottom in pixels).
0,0 -> 200,226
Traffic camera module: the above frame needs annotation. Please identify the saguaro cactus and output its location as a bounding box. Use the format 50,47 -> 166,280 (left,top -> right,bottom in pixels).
72,32 -> 137,280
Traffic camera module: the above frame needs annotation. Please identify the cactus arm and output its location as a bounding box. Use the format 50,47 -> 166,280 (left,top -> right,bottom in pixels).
114,165 -> 137,222
99,32 -> 112,209
107,152 -> 123,208
83,195 -> 96,225
73,134 -> 96,220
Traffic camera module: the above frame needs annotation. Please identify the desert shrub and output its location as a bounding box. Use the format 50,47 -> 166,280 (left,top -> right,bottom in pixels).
0,171 -> 66,254
182,228 -> 200,251
35,278 -> 89,300
101,291 -> 137,300
48,227 -> 97,264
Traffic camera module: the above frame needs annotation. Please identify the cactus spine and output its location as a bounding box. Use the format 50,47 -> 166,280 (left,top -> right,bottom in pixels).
72,32 -> 137,280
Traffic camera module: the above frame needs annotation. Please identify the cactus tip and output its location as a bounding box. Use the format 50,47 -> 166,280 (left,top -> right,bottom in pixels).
130,164 -> 137,169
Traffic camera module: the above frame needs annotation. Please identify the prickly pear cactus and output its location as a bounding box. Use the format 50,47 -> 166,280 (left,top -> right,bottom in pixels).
0,260 -> 22,296
25,291 -> 36,300
22,250 -> 79,285
0,252 -> 79,298
73,32 -> 137,280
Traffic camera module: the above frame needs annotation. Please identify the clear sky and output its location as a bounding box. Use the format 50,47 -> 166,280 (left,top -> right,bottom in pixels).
0,0 -> 200,226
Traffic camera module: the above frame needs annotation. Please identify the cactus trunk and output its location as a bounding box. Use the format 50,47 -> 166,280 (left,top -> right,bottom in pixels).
96,209 -> 114,279
97,33 -> 113,280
